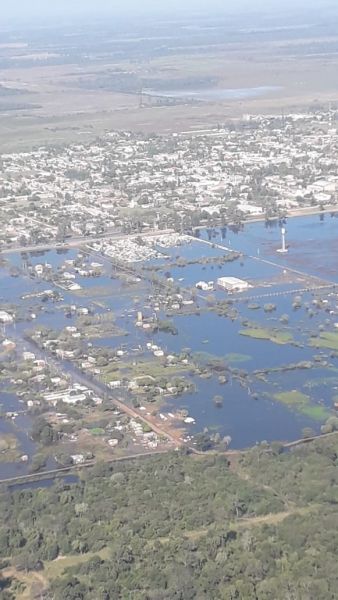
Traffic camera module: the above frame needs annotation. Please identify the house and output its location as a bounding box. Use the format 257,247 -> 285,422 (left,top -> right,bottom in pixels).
23,352 -> 35,361
0,311 -> 13,324
109,380 -> 122,389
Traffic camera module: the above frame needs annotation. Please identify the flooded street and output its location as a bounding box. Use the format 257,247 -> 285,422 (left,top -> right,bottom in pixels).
1,214 -> 338,467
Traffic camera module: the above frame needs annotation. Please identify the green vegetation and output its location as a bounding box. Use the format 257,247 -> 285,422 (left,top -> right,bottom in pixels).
214,301 -> 239,320
247,303 -> 260,310
156,319 -> 178,335
213,394 -> 223,407
2,439 -> 338,598
302,405 -> 331,420
144,252 -> 241,273
30,417 -> 59,446
309,331 -> 338,350
263,303 -> 276,313
273,391 -> 330,421
321,416 -> 338,434
224,353 -> 252,364
240,327 -> 294,345
273,390 -> 310,406
102,358 -> 189,384
0,434 -> 19,463
43,547 -> 111,581
76,314 -> 126,339
89,428 -> 105,437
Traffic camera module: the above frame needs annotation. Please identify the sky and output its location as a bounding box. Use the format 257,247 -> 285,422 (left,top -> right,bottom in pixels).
1,0 -> 336,21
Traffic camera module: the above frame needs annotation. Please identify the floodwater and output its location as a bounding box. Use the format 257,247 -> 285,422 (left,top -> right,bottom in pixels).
198,212 -> 338,282
0,391 -> 37,479
1,214 -> 338,460
143,85 -> 282,102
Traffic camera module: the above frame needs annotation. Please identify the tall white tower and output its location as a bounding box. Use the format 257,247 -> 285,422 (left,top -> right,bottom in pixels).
277,227 -> 288,253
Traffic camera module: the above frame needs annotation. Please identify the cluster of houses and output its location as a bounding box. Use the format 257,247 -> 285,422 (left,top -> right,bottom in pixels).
91,233 -> 190,263
1,110 -> 338,249
129,419 -> 159,449
0,310 -> 14,324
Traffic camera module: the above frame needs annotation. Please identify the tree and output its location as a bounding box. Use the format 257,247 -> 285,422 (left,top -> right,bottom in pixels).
302,427 -> 315,439
0,571 -> 11,594
51,576 -> 87,600
271,441 -> 284,456
231,498 -> 247,518
213,395 -> 223,407
194,432 -> 213,451
55,452 -> 73,467
14,553 -> 43,572
29,453 -> 47,474
30,417 -> 58,445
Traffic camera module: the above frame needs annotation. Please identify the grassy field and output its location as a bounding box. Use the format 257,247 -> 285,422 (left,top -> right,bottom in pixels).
76,314 -> 127,339
224,353 -> 252,364
102,358 -> 190,384
309,331 -> 338,350
240,327 -> 294,345
273,390 -> 330,421
0,433 -> 20,463
3,547 -> 111,599
44,547 -> 111,580
1,13 -> 338,153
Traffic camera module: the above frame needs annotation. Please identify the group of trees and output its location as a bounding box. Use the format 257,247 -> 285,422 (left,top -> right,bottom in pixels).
1,437 -> 338,598
30,417 -> 59,446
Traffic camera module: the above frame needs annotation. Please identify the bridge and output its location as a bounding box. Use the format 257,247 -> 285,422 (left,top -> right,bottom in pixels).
232,284 -> 337,303
0,449 -> 171,488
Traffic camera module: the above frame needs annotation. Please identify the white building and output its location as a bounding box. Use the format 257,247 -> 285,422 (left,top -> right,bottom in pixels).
195,281 -> 214,291
23,351 -> 35,361
217,277 -> 250,292
0,311 -> 14,324
109,380 -> 122,389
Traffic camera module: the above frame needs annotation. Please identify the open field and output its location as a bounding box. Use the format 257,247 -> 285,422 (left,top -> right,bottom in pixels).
309,331 -> 338,351
1,9 -> 338,151
272,391 -> 330,421
0,79 -> 336,154
2,547 -> 111,599
239,327 -> 294,345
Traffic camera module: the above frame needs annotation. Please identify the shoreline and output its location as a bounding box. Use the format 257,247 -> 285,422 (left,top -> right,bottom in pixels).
245,204 -> 338,225
195,204 -> 338,230
1,205 -> 337,257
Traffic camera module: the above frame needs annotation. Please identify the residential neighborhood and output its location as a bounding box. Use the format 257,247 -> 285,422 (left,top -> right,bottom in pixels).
1,109 -> 338,251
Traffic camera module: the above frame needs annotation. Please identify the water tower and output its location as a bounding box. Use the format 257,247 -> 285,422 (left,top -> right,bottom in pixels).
277,227 -> 288,253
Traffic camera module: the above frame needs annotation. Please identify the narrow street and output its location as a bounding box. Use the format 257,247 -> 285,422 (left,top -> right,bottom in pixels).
12,330 -> 185,449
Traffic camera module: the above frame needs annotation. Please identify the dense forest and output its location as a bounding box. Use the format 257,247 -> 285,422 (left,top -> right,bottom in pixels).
1,437 -> 338,599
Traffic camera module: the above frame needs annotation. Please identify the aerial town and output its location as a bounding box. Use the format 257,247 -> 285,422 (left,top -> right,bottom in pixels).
1,107 -> 338,483
3,1 -> 338,595
1,109 -> 338,252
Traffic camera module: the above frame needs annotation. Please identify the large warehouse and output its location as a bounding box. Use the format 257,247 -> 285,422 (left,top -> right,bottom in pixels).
217,277 -> 251,292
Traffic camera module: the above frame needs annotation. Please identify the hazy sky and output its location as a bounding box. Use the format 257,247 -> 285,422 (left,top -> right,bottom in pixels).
2,0 -> 336,21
